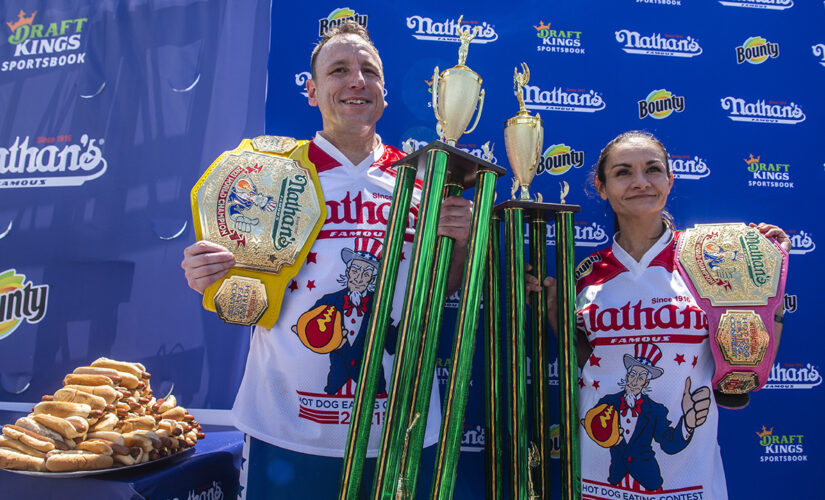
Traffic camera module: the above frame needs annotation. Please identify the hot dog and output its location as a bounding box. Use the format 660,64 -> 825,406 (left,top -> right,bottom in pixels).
33,401 -> 92,419
118,416 -> 156,434
62,384 -> 121,404
53,387 -> 107,411
62,374 -> 114,387
88,413 -> 119,432
76,439 -> 113,456
45,449 -> 114,472
2,424 -> 56,453
0,435 -> 48,458
90,358 -> 146,380
72,366 -> 122,384
0,447 -> 46,471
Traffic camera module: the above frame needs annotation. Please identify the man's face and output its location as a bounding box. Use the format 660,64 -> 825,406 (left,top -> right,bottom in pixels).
346,258 -> 376,293
307,34 -> 386,137
625,365 -> 650,396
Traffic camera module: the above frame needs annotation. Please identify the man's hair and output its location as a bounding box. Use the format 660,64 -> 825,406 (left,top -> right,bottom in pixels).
310,20 -> 381,79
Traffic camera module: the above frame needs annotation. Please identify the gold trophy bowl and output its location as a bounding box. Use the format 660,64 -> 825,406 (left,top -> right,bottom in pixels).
431,15 -> 485,146
504,63 -> 543,201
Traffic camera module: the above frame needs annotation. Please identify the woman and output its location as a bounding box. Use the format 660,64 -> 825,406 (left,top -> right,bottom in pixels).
528,131 -> 790,499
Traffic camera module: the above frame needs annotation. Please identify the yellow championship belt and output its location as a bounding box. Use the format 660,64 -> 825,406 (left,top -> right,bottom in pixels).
191,136 -> 326,328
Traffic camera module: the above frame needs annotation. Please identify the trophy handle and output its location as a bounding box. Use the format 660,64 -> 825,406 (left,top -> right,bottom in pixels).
464,88 -> 485,135
535,113 -> 543,170
432,66 -> 442,124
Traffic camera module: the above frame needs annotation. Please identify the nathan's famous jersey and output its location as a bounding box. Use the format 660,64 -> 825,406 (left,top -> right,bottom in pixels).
232,135 -> 440,457
576,230 -> 728,500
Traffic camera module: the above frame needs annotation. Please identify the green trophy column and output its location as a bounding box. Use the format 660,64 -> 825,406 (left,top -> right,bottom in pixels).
399,183 -> 464,498
430,170 -> 498,500
529,215 -> 551,499
373,148 -> 449,500
503,207 -> 528,500
555,211 -> 580,500
483,213 -> 504,500
339,164 -> 417,499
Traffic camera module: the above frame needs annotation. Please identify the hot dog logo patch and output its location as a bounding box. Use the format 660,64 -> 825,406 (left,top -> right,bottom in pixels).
296,305 -> 343,353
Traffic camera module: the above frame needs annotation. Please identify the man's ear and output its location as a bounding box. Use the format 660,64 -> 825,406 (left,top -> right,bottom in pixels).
307,79 -> 318,107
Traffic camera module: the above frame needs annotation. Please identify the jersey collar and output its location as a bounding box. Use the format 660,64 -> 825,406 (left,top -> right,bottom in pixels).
312,132 -> 385,173
612,228 -> 673,277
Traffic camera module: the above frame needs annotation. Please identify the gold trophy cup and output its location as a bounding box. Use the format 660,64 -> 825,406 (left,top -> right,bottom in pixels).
504,63 -> 543,201
432,15 -> 486,145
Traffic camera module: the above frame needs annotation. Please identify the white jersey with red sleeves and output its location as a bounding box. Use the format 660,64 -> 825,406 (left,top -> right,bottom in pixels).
232,134 -> 441,457
576,229 -> 728,500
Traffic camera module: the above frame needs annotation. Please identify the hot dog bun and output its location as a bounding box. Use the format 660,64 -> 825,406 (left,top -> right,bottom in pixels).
45,449 -> 114,472
33,401 -> 92,419
0,447 -> 46,471
53,387 -> 107,411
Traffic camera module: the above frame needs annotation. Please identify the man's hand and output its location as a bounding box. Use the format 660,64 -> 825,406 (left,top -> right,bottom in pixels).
439,196 -> 473,295
181,241 -> 235,294
681,377 -> 711,433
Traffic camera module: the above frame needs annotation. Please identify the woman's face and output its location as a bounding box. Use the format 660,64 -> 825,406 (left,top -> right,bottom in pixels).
596,138 -> 673,220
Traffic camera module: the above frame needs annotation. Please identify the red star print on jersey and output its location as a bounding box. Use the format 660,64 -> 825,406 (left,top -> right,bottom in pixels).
589,354 -> 602,367
288,280 -> 298,292
306,280 -> 316,291
578,377 -> 585,389
306,252 -> 317,264
400,251 -> 406,262
674,354 -> 686,365
592,380 -> 600,389
692,355 -> 698,367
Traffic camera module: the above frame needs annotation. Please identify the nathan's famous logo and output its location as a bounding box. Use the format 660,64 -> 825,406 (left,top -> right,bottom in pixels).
721,96 -> 805,124
406,15 -> 498,43
719,0 -> 793,9
318,7 -> 367,37
401,137 -> 497,164
538,144 -> 584,175
3,10 -> 87,72
272,174 -> 309,251
523,84 -> 605,113
461,425 -> 484,451
0,134 -> 107,188
638,89 -> 685,119
739,231 -> 772,286
744,154 -> 793,189
615,29 -> 702,57
813,44 -> 825,67
0,269 -> 49,340
787,230 -> 815,255
756,426 -> 806,463
547,221 -> 609,248
669,154 -> 710,180
764,362 -> 821,389
184,480 -> 224,500
534,20 -> 584,55
736,36 -> 780,64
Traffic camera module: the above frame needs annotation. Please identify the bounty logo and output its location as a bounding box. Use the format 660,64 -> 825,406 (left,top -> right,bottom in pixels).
547,221 -> 609,248
756,426 -> 807,463
0,269 -> 49,340
318,7 -> 367,37
721,96 -> 805,124
406,15 -> 498,44
3,10 -> 87,72
669,154 -> 710,180
736,37 -> 780,64
537,144 -> 584,175
534,20 -> 585,55
744,154 -> 793,189
719,0 -> 793,9
0,134 -> 107,188
615,30 -> 702,57
638,89 -> 685,119
765,362 -> 821,390
813,44 -> 825,67
788,230 -> 815,255
523,84 -> 605,113
783,292 -> 798,314
549,424 -> 561,459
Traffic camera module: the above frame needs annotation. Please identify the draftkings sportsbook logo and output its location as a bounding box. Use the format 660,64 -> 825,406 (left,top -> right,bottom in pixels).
318,7 -> 367,37
744,154 -> 793,189
736,36 -> 780,64
534,21 -> 585,55
764,362 -> 821,390
638,89 -> 685,119
3,10 -> 87,72
669,154 -> 710,180
0,134 -> 107,188
406,15 -> 498,43
813,44 -> 825,67
537,144 -> 584,175
523,84 -> 605,113
756,426 -> 806,463
615,29 -> 702,57
0,269 -> 49,341
719,0 -> 793,9
721,96 -> 806,124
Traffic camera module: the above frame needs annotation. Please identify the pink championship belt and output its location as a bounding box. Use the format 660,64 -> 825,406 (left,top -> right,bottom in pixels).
675,223 -> 788,396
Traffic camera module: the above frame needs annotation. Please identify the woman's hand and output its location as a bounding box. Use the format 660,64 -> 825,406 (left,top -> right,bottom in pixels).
525,264 -> 558,334
749,222 -> 791,253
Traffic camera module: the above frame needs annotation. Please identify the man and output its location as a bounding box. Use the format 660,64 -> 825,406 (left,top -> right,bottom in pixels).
582,343 -> 711,492
181,21 -> 472,498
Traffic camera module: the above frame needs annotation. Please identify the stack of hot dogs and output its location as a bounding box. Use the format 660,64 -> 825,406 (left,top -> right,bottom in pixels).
0,357 -> 203,472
